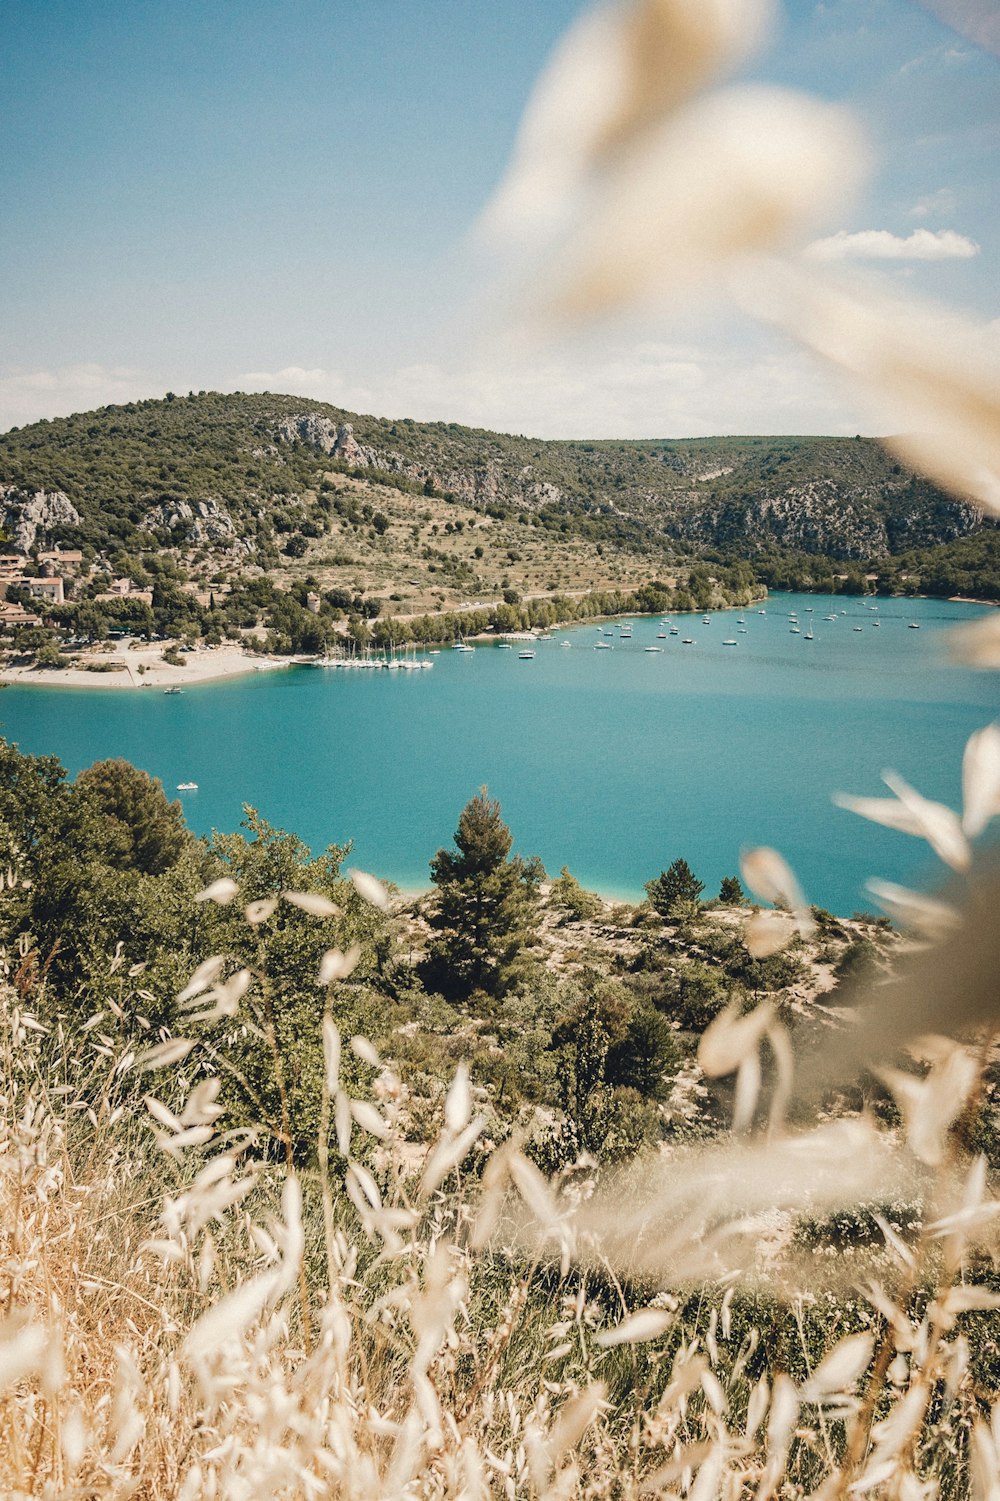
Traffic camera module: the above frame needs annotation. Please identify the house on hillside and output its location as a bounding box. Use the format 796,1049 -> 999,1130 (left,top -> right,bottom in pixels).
4,575 -> 65,605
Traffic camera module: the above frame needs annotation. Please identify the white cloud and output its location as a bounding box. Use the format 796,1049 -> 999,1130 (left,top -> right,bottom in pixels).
226,334 -> 867,440
804,228 -> 980,261
0,339 -> 870,444
0,362 -> 168,433
235,365 -> 330,390
910,188 -> 957,218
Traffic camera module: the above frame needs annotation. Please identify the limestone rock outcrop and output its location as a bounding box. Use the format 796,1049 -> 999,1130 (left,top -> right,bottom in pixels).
0,486 -> 81,553
143,498 -> 237,545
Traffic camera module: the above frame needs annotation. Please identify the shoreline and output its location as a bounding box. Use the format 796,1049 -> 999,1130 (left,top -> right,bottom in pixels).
3,589 -> 993,693
0,645 -> 293,692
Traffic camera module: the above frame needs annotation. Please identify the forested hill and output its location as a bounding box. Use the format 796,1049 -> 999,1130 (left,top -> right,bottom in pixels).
0,389 -> 988,565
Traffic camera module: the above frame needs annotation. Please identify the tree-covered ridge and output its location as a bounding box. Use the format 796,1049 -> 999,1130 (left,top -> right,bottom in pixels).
0,389 -> 987,565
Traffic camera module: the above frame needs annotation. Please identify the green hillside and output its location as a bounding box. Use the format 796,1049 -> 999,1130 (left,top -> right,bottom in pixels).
0,392 -> 996,662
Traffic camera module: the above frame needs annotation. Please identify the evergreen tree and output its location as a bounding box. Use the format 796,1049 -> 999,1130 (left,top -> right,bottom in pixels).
645,858 -> 705,917
718,874 -> 745,905
422,789 -> 540,1001
76,758 -> 190,875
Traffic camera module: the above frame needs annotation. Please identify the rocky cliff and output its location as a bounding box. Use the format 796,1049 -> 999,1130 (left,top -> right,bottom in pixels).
0,485 -> 81,553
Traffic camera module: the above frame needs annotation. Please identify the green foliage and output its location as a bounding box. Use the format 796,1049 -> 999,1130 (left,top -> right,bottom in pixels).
645,859 -> 705,918
549,865 -> 601,921
663,959 -> 729,1030
422,790 -> 540,1003
75,758 -> 189,875
718,874 -> 745,905
539,977 -> 678,1165
830,936 -> 884,995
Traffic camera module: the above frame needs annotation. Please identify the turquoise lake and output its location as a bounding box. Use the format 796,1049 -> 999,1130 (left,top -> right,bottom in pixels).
2,593 -> 997,915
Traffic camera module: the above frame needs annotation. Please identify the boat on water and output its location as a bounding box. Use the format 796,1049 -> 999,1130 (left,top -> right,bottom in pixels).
824,614 -> 838,621
853,626 -> 863,632
736,617 -> 745,625
758,609 -> 766,615
702,616 -> 711,624
518,649 -> 535,659
669,626 -> 679,635
176,781 -> 198,791
644,645 -> 663,652
682,637 -> 695,644
722,639 -> 738,646
909,622 -> 921,629
804,627 -> 814,640
737,627 -> 748,634
595,642 -> 613,650
790,626 -> 801,634
657,632 -> 667,639
560,640 -> 571,647
537,633 -> 553,641
164,686 -> 183,695
873,620 -> 881,628
452,642 -> 475,652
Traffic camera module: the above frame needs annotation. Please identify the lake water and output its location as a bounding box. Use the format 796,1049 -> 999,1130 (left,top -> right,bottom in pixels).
2,593 -> 997,914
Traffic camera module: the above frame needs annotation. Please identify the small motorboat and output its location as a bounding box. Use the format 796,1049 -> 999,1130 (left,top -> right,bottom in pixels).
682,637 -> 695,645
722,638 -> 738,646
908,622 -> 921,629
176,781 -> 198,791
644,645 -> 663,653
518,649 -> 535,659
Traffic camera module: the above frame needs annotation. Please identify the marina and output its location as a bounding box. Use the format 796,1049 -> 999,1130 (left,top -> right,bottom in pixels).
2,593 -> 994,915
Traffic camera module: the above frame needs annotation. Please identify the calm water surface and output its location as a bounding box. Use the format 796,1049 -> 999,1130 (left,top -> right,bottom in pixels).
3,593 -> 997,914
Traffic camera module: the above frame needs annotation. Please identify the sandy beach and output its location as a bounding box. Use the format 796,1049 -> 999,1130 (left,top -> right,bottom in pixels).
0,644 -> 294,691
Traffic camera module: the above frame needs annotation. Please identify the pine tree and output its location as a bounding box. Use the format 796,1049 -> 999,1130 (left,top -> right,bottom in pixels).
422,789 -> 540,1002
645,858 -> 705,917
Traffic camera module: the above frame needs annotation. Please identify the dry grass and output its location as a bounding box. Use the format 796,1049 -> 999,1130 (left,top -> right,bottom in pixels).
2,899 -> 999,1501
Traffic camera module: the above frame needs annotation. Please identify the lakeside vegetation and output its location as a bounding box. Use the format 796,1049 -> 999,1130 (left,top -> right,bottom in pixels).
1,392 -> 996,673
3,736 -> 1000,1495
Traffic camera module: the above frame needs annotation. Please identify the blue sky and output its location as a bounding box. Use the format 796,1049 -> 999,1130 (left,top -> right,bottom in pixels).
1,0 -> 996,436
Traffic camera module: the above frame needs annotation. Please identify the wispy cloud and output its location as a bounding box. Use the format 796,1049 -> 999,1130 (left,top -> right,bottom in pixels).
804,228 -> 979,262
0,363 -> 165,433
912,0 -> 1000,56
235,366 -> 330,391
229,336 -> 866,441
910,188 -> 957,219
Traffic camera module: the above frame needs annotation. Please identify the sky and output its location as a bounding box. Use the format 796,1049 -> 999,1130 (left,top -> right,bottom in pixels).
1,0 -> 996,438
